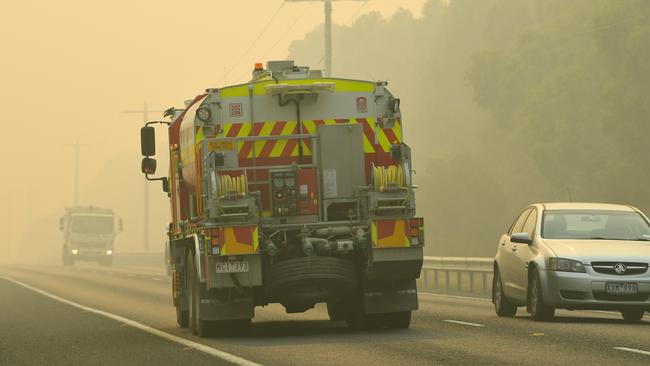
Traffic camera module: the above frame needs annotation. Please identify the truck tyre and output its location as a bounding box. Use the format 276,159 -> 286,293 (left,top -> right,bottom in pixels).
621,309 -> 644,323
528,270 -> 555,321
493,267 -> 517,317
187,251 -> 216,337
62,248 -> 74,266
377,311 -> 411,329
327,301 -> 347,322
176,306 -> 189,328
266,256 -> 357,298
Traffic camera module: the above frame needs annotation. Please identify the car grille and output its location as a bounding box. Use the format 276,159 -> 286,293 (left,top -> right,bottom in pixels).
592,292 -> 650,302
591,262 -> 648,275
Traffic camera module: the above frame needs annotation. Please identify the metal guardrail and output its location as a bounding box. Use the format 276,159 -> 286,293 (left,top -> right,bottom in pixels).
115,252 -> 495,297
419,256 -> 494,298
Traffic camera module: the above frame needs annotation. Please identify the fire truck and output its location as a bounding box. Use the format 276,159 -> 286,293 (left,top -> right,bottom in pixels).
140,61 -> 424,336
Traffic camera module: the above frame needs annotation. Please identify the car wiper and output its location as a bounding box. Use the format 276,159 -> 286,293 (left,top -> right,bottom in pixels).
584,237 -> 609,240
631,237 -> 650,241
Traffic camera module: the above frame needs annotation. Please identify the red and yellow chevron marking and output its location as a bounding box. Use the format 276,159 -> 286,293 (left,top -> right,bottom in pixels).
219,118 -> 402,160
371,219 -> 410,248
219,225 -> 259,256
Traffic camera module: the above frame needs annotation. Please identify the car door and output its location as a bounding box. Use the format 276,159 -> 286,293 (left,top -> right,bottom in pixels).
510,208 -> 538,301
500,208 -> 532,300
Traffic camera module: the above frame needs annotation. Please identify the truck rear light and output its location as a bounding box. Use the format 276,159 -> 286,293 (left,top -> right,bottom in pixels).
409,218 -> 424,246
210,228 -> 220,255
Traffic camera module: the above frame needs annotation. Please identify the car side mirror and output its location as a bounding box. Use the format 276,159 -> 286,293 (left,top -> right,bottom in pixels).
141,157 -> 157,175
511,232 -> 532,245
141,126 -> 156,156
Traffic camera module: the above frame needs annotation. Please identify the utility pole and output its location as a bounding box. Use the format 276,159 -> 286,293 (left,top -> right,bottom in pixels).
64,141 -> 88,205
121,102 -> 164,252
285,0 -> 365,77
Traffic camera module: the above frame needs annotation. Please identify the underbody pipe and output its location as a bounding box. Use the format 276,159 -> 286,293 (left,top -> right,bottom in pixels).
312,226 -> 352,237
302,237 -> 329,255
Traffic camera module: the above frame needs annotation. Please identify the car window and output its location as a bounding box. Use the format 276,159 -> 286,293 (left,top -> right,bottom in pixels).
521,208 -> 538,238
509,208 -> 532,235
542,209 -> 650,240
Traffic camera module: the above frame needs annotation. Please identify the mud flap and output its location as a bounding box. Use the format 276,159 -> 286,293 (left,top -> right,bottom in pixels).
198,287 -> 255,321
366,246 -> 423,280
362,279 -> 419,314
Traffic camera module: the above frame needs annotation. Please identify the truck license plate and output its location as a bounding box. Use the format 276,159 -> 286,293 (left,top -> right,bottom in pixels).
606,283 -> 638,295
216,261 -> 249,274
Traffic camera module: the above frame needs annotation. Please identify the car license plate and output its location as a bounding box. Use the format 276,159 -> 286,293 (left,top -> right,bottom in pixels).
605,283 -> 638,295
215,261 -> 249,273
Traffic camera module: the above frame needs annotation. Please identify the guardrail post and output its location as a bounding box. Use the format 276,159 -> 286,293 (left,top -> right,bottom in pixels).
469,271 -> 475,294
482,272 -> 488,295
433,270 -> 438,289
423,269 -> 429,289
456,271 -> 462,292
445,271 -> 450,292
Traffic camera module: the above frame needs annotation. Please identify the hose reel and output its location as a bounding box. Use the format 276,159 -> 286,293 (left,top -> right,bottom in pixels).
217,173 -> 248,196
372,164 -> 406,192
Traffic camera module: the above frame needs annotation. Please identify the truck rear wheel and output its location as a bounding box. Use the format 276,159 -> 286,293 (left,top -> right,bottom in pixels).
376,311 -> 411,329
176,306 -> 189,328
187,251 -> 216,337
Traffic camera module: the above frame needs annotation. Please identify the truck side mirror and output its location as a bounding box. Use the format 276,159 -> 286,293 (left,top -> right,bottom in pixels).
162,177 -> 170,193
141,157 -> 157,175
59,217 -> 64,231
118,218 -> 123,232
141,126 -> 156,156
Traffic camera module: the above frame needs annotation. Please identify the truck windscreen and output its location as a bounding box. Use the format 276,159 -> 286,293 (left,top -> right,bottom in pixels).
70,215 -> 114,235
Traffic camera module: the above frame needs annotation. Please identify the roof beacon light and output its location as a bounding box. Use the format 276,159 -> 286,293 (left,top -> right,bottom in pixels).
254,63 -> 264,71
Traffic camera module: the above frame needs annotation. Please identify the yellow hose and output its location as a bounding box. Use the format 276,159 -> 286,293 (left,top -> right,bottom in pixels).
217,173 -> 247,195
373,164 -> 406,191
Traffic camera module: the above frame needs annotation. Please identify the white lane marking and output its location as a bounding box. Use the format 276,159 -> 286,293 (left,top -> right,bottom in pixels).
614,347 -> 650,356
1,276 -> 262,366
151,277 -> 162,281
420,292 -> 491,302
443,319 -> 485,327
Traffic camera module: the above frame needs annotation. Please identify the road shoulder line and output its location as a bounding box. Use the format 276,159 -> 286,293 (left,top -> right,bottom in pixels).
442,319 -> 485,327
1,276 -> 262,366
614,347 -> 650,356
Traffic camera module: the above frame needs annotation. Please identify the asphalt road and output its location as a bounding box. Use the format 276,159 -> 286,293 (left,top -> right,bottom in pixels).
1,263 -> 649,366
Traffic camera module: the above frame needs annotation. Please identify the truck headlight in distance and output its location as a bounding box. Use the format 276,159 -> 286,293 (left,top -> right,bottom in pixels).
106,250 -> 113,255
548,258 -> 586,273
71,249 -> 79,255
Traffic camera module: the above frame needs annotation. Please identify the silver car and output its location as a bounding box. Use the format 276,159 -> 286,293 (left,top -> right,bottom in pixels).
492,202 -> 650,322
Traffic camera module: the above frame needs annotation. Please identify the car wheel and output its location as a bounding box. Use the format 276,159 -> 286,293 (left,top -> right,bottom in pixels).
493,268 -> 517,317
621,309 -> 644,323
528,270 -> 555,321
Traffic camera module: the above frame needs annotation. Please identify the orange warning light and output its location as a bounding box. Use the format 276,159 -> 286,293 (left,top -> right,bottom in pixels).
254,63 -> 263,71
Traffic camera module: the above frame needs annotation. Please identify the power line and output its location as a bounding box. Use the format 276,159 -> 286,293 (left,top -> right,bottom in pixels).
344,0 -> 368,25
218,1 -> 286,85
260,3 -> 313,61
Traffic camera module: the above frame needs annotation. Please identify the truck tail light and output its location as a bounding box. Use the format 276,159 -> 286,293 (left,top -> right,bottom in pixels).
409,218 -> 424,246
210,228 -> 220,255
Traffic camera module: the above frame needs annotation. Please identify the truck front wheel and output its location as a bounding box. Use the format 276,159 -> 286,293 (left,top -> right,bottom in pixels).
62,248 -> 74,266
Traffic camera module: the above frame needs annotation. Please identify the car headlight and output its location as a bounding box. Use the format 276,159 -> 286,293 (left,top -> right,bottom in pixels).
71,249 -> 79,255
106,250 -> 113,255
548,258 -> 585,273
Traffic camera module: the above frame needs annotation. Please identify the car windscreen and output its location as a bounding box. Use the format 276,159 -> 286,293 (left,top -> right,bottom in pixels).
542,210 -> 650,240
70,215 -> 114,235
